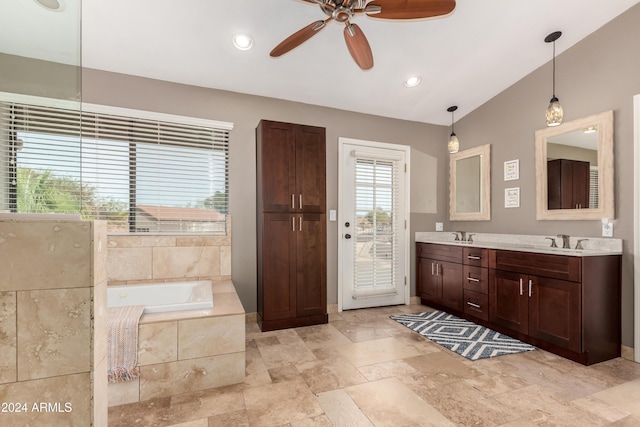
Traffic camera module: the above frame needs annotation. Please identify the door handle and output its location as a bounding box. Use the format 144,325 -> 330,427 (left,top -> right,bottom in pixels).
345,233 -> 351,239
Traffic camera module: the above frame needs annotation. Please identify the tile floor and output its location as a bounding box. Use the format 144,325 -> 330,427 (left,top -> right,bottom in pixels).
108,305 -> 640,426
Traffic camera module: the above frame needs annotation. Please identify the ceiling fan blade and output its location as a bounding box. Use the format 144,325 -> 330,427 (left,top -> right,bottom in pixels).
343,23 -> 374,70
270,19 -> 330,57
365,0 -> 456,19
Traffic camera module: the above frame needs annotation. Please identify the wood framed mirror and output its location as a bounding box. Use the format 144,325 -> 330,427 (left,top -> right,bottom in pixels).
449,144 -> 491,221
535,110 -> 614,220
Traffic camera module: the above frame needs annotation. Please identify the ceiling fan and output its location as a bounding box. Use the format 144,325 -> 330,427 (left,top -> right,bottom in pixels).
270,0 -> 456,70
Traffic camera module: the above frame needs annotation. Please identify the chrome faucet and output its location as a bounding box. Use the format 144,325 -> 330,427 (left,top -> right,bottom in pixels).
557,234 -> 571,249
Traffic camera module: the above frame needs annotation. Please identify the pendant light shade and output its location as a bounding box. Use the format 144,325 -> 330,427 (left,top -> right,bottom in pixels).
545,31 -> 563,127
447,105 -> 459,154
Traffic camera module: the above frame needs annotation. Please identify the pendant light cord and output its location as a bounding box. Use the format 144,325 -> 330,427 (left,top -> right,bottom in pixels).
552,40 -> 556,98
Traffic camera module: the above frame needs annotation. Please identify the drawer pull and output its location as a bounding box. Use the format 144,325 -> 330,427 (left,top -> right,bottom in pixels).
467,277 -> 480,282
519,278 -> 523,296
528,279 -> 533,297
467,301 -> 481,309
467,255 -> 481,260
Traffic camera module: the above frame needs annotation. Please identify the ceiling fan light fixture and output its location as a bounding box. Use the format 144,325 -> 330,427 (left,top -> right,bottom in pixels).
447,105 -> 459,154
545,31 -> 563,127
233,33 -> 254,51
403,76 -> 421,88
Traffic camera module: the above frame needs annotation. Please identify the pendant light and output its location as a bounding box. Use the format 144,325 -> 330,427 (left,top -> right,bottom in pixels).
545,31 -> 563,127
447,105 -> 459,154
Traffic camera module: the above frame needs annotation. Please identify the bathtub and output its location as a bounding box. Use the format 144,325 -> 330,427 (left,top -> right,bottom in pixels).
107,280 -> 213,313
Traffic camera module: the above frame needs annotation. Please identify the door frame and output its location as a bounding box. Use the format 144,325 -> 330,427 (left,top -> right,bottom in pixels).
634,93 -> 640,362
337,137 -> 411,312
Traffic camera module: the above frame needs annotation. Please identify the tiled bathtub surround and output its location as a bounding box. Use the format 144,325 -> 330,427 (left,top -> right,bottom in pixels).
107,217 -> 232,285
0,219 -> 108,426
108,280 -> 246,406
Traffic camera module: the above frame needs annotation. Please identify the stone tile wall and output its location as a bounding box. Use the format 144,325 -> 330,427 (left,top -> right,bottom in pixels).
0,219 -> 108,426
106,217 -> 232,285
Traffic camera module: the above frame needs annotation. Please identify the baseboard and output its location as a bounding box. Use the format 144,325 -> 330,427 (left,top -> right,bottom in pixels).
245,312 -> 257,324
327,304 -> 339,314
621,345 -> 634,361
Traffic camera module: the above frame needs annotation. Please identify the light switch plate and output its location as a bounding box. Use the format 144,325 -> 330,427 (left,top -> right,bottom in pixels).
602,222 -> 613,237
435,222 -> 443,232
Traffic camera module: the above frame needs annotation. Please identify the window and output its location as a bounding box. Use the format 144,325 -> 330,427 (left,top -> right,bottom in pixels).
0,97 -> 232,234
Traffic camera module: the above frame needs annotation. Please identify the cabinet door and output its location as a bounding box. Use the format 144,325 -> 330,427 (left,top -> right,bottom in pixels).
295,125 -> 326,213
295,213 -> 327,317
490,270 -> 528,334
440,261 -> 463,311
261,213 -> 296,320
571,160 -> 590,209
418,257 -> 441,304
528,276 -> 581,352
258,121 -> 296,212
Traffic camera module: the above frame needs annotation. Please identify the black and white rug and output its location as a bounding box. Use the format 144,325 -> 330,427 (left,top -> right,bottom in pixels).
390,310 -> 536,361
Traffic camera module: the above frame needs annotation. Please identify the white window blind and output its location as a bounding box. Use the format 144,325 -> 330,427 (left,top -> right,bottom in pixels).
0,101 -> 231,234
589,166 -> 599,209
352,156 -> 400,297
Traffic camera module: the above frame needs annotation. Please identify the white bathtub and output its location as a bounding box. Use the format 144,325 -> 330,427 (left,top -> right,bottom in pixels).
107,281 -> 213,314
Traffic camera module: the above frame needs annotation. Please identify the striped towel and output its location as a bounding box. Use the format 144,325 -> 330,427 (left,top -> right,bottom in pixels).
107,305 -> 145,383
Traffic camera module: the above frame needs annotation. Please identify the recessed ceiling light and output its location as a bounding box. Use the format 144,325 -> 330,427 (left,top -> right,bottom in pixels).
233,33 -> 254,51
34,0 -> 63,11
403,76 -> 422,88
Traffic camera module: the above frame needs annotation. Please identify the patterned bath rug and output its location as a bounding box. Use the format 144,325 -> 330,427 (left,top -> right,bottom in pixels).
390,310 -> 536,361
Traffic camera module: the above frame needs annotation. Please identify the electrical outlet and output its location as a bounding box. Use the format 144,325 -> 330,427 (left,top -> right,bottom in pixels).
435,222 -> 443,232
602,221 -> 614,237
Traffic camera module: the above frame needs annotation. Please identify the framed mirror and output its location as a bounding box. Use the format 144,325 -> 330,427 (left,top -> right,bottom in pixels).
535,110 -> 614,220
450,144 -> 491,221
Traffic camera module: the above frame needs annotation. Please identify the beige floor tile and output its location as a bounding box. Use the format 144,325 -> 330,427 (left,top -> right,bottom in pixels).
403,351 -> 482,385
571,395 -> 630,423
345,377 -> 455,426
492,384 -> 609,426
296,355 -> 368,393
289,414 -> 333,427
330,318 -> 392,343
245,346 -> 272,387
335,336 -> 424,367
268,365 -> 301,383
408,378 -> 522,426
590,378 -> 640,417
207,409 -> 250,427
608,415 -> 640,426
294,323 -> 353,349
357,359 -> 418,381
165,419 -> 208,427
243,377 -> 323,427
258,342 -> 318,369
316,389 -> 373,427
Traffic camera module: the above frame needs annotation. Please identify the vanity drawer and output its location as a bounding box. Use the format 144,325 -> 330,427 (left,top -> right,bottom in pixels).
417,243 -> 463,263
463,247 -> 488,267
494,250 -> 581,282
463,290 -> 489,322
463,265 -> 488,294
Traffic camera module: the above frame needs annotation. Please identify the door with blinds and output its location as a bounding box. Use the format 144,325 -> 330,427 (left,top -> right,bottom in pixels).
339,138 -> 410,310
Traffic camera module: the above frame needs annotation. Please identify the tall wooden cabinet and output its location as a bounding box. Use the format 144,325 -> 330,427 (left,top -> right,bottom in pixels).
547,158 -> 590,209
256,120 -> 328,331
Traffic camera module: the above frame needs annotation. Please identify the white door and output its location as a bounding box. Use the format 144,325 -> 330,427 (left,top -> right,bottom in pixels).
339,138 -> 410,310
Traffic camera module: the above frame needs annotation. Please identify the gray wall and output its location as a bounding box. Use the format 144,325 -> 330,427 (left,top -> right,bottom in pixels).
80,69 -> 448,314
451,4 -> 640,346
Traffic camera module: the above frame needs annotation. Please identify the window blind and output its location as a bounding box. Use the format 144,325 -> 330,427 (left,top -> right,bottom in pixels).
352,156 -> 400,298
0,101 -> 231,234
589,166 -> 599,209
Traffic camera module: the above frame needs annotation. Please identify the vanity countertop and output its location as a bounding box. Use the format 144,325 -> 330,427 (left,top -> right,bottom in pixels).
415,232 -> 622,257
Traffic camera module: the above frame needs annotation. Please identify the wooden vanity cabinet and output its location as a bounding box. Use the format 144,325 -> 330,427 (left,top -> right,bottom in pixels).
490,249 -> 620,364
462,247 -> 489,321
416,243 -> 463,312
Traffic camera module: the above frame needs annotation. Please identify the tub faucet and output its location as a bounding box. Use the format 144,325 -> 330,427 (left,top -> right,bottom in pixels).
557,234 -> 571,249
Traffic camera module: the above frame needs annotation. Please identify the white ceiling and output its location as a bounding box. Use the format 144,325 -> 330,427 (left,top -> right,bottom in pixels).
2,0 -> 639,125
